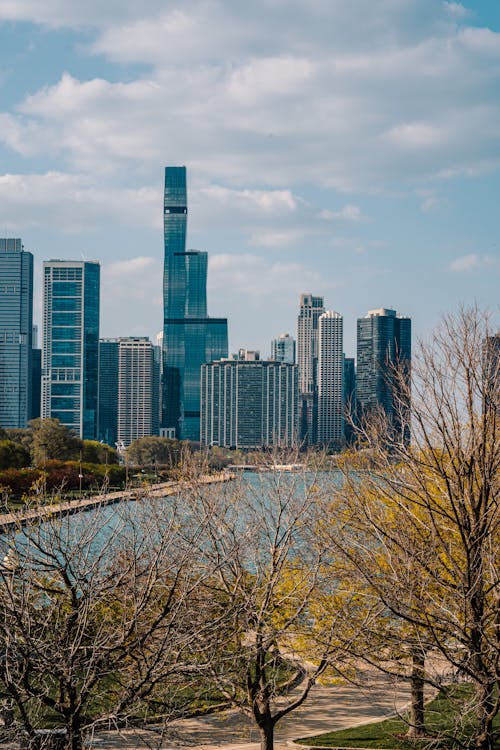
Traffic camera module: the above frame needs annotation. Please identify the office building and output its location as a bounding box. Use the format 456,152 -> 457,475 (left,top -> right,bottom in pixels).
271,333 -> 295,364
0,238 -> 33,428
162,167 -> 228,441
42,260 -> 100,439
356,308 -> 411,442
201,359 -> 299,449
98,339 -> 120,447
317,311 -> 344,449
297,293 -> 324,444
117,337 -> 159,447
343,357 -> 356,446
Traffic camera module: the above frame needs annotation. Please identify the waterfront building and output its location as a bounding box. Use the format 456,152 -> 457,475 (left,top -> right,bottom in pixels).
201,359 -> 299,449
162,166 -> 228,441
271,333 -> 295,364
42,260 -> 100,439
297,293 -> 324,445
0,238 -> 33,428
356,308 -> 411,442
117,337 -> 159,447
343,357 -> 356,446
317,311 -> 344,449
98,338 -> 120,447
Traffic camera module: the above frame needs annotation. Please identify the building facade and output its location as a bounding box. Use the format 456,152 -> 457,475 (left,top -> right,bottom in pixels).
98,338 -> 120,447
117,338 -> 159,447
271,333 -> 295,364
297,293 -> 324,445
317,311 -> 344,448
201,359 -> 299,449
162,166 -> 228,441
356,308 -> 411,442
42,260 -> 100,439
343,357 -> 356,446
0,238 -> 33,428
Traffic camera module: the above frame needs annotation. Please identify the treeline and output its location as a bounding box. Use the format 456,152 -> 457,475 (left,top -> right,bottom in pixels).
0,420 -> 186,503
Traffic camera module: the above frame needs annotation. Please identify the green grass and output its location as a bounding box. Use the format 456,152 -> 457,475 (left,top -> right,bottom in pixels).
296,685 -> 500,749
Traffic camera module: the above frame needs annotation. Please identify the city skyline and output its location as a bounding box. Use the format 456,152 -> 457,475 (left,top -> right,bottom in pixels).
0,1 -> 498,357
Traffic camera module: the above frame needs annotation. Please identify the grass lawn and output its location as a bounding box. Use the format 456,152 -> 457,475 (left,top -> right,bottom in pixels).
295,685 -> 500,749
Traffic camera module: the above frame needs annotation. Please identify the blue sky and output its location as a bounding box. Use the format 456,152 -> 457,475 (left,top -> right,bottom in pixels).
0,0 -> 499,357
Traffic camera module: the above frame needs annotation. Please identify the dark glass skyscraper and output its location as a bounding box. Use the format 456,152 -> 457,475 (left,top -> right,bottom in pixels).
356,308 -> 411,442
162,167 -> 228,441
0,238 -> 33,428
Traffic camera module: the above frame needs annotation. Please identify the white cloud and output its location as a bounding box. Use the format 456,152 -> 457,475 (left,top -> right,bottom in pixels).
449,253 -> 497,272
250,230 -> 306,248
319,205 -> 364,221
0,172 -> 160,231
0,2 -> 498,192
209,253 -> 334,298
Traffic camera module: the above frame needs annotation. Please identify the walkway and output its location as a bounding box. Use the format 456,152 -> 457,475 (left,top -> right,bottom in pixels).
85,669 -> 412,749
0,472 -> 234,533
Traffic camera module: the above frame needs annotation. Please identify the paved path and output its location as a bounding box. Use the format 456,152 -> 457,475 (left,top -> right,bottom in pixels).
0,472 -> 234,533
84,670 -> 412,749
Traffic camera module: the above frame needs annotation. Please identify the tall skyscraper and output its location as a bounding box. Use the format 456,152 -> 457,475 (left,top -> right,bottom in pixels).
0,238 -> 33,428
162,167 -> 228,441
343,357 -> 356,446
356,308 -> 411,442
42,260 -> 100,439
297,293 -> 324,444
271,333 -> 295,364
317,311 -> 344,448
117,338 -> 159,447
201,358 -> 299,449
98,338 -> 120,447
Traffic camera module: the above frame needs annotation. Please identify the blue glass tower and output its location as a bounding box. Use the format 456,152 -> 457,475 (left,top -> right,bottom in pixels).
162,167 -> 228,441
0,238 -> 33,428
42,260 -> 100,439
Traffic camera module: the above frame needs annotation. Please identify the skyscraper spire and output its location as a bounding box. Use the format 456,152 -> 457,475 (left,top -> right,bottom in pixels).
161,167 -> 228,441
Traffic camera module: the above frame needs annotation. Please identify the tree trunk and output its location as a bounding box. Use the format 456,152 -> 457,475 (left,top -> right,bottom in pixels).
474,682 -> 495,750
405,649 -> 426,739
259,720 -> 275,750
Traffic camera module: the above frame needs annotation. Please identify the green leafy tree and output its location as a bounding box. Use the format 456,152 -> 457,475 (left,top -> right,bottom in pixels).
336,307 -> 500,750
81,440 -> 118,465
0,440 -> 31,470
30,418 -> 82,465
126,436 -> 182,468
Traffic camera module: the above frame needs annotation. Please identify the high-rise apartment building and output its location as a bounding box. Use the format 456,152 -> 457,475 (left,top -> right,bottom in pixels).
42,260 -> 100,439
98,338 -> 120,447
271,333 -> 295,364
98,337 -> 160,447
201,358 -> 299,449
317,311 -> 344,448
162,167 -> 228,441
117,337 -> 159,447
0,238 -> 33,428
356,308 -> 411,442
343,357 -> 356,446
297,293 -> 324,444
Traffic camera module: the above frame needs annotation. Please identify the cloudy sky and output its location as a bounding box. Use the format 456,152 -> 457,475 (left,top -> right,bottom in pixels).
1,0 -> 499,356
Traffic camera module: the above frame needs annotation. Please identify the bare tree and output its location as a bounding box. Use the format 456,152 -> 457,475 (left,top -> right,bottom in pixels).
185,464 -> 374,750
0,492 -> 222,750
335,307 -> 500,750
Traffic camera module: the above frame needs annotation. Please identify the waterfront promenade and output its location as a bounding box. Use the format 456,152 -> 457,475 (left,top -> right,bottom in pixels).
0,472 -> 234,533
79,668 -> 413,749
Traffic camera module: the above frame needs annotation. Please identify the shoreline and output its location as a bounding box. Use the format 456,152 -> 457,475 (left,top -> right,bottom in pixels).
0,471 -> 235,533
